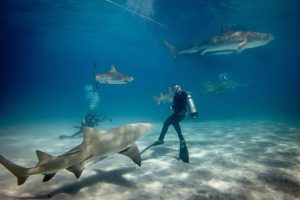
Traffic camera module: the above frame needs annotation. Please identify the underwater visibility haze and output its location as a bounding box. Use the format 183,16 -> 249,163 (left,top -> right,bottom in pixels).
0,0 -> 300,200
0,0 -> 299,122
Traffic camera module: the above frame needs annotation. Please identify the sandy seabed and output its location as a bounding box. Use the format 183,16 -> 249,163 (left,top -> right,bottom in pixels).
0,119 -> 299,200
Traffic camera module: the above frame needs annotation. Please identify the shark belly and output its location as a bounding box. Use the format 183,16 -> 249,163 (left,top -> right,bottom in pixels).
244,41 -> 269,49
97,78 -> 128,84
202,43 -> 239,55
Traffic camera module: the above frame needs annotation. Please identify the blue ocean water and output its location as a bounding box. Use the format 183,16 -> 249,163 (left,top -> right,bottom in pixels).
1,2 -> 300,199
0,0 -> 300,124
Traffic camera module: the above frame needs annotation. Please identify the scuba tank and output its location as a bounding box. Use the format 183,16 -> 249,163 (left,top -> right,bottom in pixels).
187,93 -> 198,119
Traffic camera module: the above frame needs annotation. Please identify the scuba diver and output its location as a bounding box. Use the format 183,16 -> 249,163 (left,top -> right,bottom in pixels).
59,64 -> 113,139
141,83 -> 198,163
59,110 -> 111,139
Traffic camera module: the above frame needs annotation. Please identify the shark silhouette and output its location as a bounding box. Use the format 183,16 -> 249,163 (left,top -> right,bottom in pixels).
202,73 -> 253,94
0,123 -> 152,185
152,87 -> 174,105
95,64 -> 134,84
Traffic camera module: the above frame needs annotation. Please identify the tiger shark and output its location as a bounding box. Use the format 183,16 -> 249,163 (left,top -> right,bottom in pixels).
0,123 -> 152,185
95,64 -> 134,84
164,28 -> 274,59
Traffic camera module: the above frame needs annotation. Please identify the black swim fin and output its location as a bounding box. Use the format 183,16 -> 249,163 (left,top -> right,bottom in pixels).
179,142 -> 189,163
59,135 -> 68,139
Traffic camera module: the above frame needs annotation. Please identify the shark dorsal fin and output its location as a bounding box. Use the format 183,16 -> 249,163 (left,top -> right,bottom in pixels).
83,127 -> 97,141
220,26 -> 232,35
36,150 -> 55,165
110,64 -> 117,73
119,143 -> 141,166
83,127 -> 105,142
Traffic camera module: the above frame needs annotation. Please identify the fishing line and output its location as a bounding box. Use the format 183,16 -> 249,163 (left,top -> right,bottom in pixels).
104,0 -> 168,29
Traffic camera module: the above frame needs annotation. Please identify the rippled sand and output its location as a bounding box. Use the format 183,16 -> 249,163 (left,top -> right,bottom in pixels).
0,120 -> 299,200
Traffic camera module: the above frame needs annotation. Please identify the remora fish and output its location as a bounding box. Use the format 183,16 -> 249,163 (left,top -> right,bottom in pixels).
164,28 -> 274,58
0,123 -> 152,185
95,64 -> 134,84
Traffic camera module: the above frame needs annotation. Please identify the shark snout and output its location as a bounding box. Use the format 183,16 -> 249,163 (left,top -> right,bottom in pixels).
269,34 -> 274,41
134,123 -> 152,132
140,123 -> 152,130
127,76 -> 134,82
265,34 -> 274,42
131,123 -> 152,141
138,122 -> 152,132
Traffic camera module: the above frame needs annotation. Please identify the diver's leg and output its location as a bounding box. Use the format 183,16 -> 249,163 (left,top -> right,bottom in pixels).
173,114 -> 189,163
157,114 -> 175,142
70,130 -> 83,138
141,116 -> 173,153
59,129 -> 82,139
172,114 -> 185,141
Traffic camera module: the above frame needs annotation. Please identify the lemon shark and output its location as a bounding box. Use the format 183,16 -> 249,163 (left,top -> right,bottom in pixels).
164,28 -> 274,58
0,123 -> 152,185
95,64 -> 134,84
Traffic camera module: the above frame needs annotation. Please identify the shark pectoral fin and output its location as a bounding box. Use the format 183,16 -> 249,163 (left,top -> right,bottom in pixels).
119,143 -> 141,167
43,173 -> 57,182
36,150 -> 55,165
67,164 -> 84,178
238,40 -> 247,50
201,49 -> 207,55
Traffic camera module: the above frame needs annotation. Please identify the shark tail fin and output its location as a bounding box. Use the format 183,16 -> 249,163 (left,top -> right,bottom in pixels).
163,38 -> 178,60
0,155 -> 29,185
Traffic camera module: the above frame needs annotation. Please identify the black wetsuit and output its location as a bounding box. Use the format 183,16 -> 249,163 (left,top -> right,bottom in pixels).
82,111 -> 101,127
158,91 -> 188,142
68,111 -> 101,138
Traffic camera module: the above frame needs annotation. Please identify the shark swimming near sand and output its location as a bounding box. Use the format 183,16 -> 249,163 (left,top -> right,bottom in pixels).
164,27 -> 274,59
95,64 -> 134,84
0,123 -> 152,185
